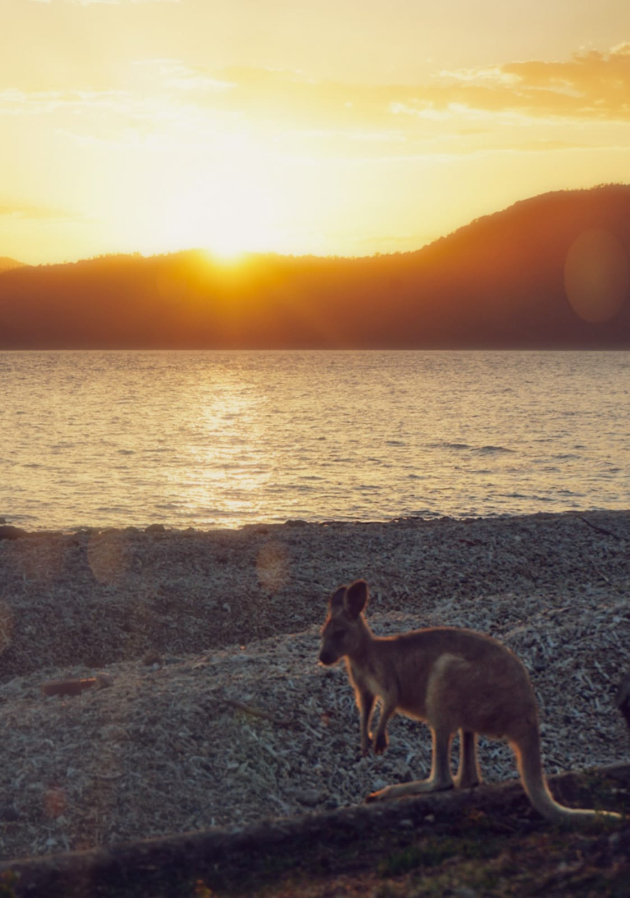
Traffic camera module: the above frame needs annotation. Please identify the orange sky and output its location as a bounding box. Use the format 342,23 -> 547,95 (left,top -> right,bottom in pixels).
2,0 -> 630,264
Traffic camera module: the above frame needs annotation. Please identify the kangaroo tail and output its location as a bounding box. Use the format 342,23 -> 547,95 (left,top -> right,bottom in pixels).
512,728 -> 621,824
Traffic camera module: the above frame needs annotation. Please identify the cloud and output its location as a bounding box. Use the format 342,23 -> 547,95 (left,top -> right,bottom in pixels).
2,44 -> 628,161
28,1 -> 179,5
188,47 -> 630,133
5,44 -> 630,128
437,66 -> 520,88
132,60 -> 235,93
431,44 -> 630,121
0,202 -> 78,221
0,88 -> 132,116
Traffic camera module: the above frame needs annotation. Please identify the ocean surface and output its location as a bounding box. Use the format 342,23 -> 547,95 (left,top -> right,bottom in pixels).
1,350 -> 629,531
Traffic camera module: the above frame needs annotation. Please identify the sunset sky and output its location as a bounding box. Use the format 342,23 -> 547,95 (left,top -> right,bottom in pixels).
2,0 -> 630,265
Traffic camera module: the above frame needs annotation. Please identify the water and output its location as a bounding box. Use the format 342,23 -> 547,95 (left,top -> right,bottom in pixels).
1,350 -> 629,531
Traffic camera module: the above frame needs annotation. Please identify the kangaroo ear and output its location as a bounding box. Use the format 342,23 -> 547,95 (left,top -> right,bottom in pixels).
329,585 -> 347,613
345,580 -> 368,619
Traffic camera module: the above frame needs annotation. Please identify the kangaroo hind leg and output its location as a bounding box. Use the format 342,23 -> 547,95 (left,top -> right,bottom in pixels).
454,729 -> 482,789
366,724 -> 454,803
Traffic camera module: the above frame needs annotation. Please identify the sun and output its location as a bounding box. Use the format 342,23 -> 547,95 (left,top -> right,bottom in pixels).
156,176 -> 276,260
109,126 -> 313,262
208,240 -> 246,263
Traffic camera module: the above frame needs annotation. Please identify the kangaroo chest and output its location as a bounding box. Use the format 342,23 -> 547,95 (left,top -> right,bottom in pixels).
349,660 -> 388,698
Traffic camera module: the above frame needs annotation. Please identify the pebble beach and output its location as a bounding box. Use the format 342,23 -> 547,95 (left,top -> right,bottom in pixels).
0,510 -> 629,859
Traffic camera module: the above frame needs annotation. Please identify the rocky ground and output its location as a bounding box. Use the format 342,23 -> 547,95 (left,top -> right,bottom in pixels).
0,510 -> 629,875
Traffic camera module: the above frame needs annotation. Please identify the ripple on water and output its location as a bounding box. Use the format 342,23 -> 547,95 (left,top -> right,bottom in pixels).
471,445 -> 515,455
1,350 -> 630,529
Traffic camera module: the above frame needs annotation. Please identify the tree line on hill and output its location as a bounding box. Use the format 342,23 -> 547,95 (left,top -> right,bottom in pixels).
0,184 -> 629,349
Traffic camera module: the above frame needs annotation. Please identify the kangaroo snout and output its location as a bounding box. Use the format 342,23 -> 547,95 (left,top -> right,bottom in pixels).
318,648 -> 337,666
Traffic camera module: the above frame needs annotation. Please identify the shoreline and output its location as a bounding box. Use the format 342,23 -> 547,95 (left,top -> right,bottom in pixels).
2,505 -> 630,539
2,504 -> 628,538
0,509 -> 629,859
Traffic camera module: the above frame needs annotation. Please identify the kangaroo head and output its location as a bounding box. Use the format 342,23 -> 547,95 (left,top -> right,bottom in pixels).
318,579 -> 369,665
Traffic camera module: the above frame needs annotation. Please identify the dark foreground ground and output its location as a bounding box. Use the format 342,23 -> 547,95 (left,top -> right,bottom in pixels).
1,764 -> 629,898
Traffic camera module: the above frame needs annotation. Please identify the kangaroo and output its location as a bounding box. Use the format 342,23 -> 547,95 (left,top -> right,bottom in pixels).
617,672 -> 630,736
318,579 -> 621,824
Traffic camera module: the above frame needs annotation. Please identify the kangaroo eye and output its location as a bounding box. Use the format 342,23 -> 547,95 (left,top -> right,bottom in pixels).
332,631 -> 346,644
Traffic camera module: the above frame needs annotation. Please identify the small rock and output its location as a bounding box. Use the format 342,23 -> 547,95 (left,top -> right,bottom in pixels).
286,788 -> 323,807
99,724 -> 129,742
0,525 -> 28,540
391,761 -> 413,781
95,673 -> 114,689
0,807 -> 20,822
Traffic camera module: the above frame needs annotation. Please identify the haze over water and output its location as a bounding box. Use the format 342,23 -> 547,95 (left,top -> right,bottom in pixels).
2,350 -> 629,531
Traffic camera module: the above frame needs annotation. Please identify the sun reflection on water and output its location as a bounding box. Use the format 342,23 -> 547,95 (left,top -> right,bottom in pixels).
179,368 -> 275,524
3,350 -> 630,530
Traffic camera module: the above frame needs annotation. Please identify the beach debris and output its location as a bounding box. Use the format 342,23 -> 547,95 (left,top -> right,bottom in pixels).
223,698 -> 296,730
41,674 -> 113,697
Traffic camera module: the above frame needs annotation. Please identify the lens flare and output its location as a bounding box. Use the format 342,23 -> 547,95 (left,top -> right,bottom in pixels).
0,602 -> 12,654
87,532 -> 128,584
564,229 -> 629,324
256,540 -> 289,594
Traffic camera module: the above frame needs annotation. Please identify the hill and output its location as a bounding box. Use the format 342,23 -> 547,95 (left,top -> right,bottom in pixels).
0,257 -> 26,273
1,185 -> 629,348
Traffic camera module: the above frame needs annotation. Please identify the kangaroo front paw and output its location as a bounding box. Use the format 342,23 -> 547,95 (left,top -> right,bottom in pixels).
374,731 -> 389,754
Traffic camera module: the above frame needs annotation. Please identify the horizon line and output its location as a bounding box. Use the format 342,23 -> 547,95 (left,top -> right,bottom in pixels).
3,181 -> 628,271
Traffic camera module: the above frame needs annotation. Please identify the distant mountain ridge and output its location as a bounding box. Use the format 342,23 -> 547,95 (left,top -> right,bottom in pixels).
0,257 -> 26,273
1,185 -> 629,348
